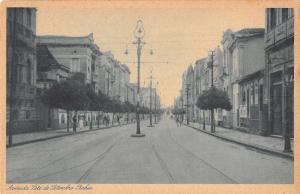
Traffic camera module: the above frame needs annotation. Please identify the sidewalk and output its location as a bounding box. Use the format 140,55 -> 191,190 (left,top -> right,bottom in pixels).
186,122 -> 294,160
6,121 -> 136,148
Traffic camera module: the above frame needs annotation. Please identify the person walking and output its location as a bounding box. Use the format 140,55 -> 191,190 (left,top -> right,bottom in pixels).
176,116 -> 179,127
179,115 -> 183,127
72,115 -> 77,133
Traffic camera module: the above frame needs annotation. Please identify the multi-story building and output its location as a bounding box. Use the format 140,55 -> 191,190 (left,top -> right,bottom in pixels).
6,8 -> 41,133
185,65 -> 195,122
222,28 -> 265,131
194,58 -> 206,123
265,8 -> 294,136
98,51 -> 114,96
36,44 -> 70,129
128,83 -> 137,105
36,33 -> 99,91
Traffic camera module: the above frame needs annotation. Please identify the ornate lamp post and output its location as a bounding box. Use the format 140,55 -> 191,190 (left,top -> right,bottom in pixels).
126,20 -> 148,137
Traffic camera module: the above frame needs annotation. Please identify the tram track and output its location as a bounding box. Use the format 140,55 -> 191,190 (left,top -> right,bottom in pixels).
165,123 -> 239,183
8,125 -> 130,183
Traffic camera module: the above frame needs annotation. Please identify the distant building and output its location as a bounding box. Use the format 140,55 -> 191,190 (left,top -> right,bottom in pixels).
185,65 -> 194,122
265,8 -> 294,136
222,28 -> 265,131
36,44 -> 70,129
194,58 -> 206,123
37,33 -> 100,92
6,8 -> 41,133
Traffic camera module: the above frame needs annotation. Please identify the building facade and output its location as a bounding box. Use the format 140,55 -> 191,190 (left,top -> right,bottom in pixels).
265,8 -> 294,136
6,8 -> 42,133
36,44 -> 70,130
222,28 -> 265,131
37,33 -> 99,89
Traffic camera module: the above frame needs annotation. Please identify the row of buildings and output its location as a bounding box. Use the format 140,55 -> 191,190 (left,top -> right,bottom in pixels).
174,8 -> 294,137
6,8 -> 160,133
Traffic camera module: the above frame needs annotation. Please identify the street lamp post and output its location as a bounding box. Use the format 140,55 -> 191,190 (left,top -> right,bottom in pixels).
148,73 -> 154,127
130,20 -> 146,137
208,50 -> 215,133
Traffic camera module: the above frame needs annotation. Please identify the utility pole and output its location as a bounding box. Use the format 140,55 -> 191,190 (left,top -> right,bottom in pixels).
126,84 -> 129,123
185,84 -> 191,125
154,81 -> 158,124
209,50 -> 215,133
148,71 -> 154,127
8,9 -> 17,146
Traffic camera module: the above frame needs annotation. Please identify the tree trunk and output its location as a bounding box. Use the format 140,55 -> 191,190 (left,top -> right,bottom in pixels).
67,110 -> 70,132
97,111 -> 100,128
211,109 -> 214,133
73,110 -> 77,133
90,111 -> 93,130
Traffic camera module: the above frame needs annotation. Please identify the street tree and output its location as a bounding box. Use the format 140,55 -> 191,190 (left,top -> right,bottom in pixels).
41,73 -> 89,132
196,86 -> 232,133
86,84 -> 99,129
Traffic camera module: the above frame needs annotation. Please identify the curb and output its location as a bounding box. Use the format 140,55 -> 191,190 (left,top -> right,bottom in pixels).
184,124 -> 294,161
7,122 -> 137,148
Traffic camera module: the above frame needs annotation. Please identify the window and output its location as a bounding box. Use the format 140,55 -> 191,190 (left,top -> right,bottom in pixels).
270,8 -> 277,30
282,8 -> 288,22
259,85 -> 264,111
25,110 -> 30,119
276,8 -> 282,25
252,84 -> 255,105
61,114 -> 65,124
26,9 -> 31,28
288,8 -> 294,18
242,90 -> 246,105
254,83 -> 259,104
72,58 -> 80,72
27,59 -> 31,84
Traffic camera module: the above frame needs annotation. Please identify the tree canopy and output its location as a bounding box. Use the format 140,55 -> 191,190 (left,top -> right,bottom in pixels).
41,78 -> 89,111
171,108 -> 186,115
196,86 -> 232,111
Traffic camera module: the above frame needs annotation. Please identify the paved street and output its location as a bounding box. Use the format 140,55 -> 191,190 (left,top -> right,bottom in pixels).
7,117 -> 293,184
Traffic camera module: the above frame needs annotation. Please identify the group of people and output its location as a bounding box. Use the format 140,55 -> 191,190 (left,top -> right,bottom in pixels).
103,114 -> 110,126
103,113 -> 123,126
175,115 -> 183,127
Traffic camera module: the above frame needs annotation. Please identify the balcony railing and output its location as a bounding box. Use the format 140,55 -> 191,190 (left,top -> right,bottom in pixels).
265,16 -> 294,48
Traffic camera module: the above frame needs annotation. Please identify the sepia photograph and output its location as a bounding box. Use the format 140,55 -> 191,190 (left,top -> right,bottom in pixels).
2,0 -> 298,192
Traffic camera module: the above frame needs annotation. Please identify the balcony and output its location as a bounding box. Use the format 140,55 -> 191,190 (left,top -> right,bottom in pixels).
16,23 -> 35,49
265,16 -> 294,48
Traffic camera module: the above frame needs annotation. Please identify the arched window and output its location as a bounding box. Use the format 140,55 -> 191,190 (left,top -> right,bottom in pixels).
61,114 -> 65,124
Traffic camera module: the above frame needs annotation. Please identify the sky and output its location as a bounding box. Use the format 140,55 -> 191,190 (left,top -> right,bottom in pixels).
36,2 -> 265,107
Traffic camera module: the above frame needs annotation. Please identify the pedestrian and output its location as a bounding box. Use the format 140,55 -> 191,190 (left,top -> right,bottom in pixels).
72,115 -> 77,133
176,116 -> 179,127
180,115 -> 183,126
117,115 -> 121,126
